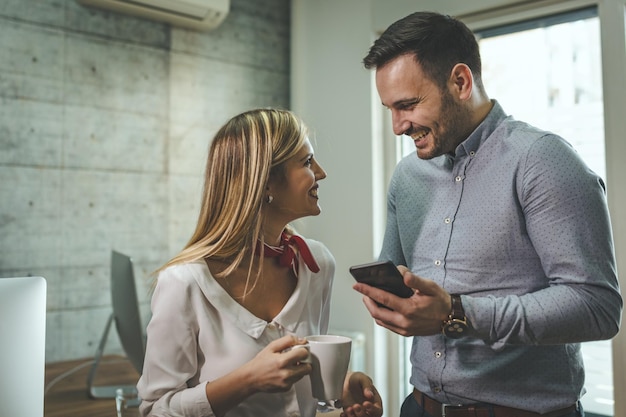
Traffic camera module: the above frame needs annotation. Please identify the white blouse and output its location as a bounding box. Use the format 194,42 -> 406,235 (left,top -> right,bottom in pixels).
137,238 -> 335,417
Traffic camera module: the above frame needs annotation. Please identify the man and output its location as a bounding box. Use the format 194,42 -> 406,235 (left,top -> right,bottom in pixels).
353,11 -> 622,417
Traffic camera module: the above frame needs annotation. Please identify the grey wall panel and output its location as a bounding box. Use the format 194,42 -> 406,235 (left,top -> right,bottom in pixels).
0,0 -> 290,362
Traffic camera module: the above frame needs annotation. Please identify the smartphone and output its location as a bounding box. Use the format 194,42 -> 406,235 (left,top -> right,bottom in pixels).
349,260 -> 413,299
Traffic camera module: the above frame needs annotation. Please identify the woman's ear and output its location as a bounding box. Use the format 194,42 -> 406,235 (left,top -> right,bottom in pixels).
264,183 -> 275,204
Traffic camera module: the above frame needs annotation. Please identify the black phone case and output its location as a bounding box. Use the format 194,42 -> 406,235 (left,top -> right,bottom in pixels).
349,260 -> 413,298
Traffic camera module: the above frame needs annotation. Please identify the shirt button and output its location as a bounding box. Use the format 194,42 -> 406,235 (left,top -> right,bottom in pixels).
434,260 -> 442,266
434,387 -> 441,393
455,176 -> 462,182
444,217 -> 451,224
435,351 -> 442,358
469,151 -> 476,156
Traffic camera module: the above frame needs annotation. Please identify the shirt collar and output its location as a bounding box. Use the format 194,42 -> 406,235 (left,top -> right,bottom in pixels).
454,100 -> 508,158
193,259 -> 312,339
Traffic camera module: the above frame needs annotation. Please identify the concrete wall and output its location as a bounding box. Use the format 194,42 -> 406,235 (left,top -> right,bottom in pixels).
0,0 -> 290,362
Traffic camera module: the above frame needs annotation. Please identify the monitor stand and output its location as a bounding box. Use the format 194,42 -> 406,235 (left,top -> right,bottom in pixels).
87,312 -> 140,404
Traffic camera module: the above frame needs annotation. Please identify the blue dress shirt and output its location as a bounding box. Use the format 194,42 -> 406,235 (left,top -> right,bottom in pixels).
379,101 -> 622,413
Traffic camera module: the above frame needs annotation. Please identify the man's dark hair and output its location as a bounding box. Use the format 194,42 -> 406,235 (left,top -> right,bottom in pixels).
363,11 -> 483,91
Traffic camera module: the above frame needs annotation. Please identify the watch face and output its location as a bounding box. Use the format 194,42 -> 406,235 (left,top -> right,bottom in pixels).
444,319 -> 468,338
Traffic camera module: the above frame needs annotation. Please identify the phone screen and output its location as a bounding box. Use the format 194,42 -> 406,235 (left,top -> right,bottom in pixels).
349,260 -> 413,298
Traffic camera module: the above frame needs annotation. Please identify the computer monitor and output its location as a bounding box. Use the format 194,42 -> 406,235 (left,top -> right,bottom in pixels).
0,276 -> 47,417
111,250 -> 145,374
87,251 -> 146,399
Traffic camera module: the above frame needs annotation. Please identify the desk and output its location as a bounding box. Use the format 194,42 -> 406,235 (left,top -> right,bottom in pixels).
45,355 -> 139,417
45,355 -> 341,417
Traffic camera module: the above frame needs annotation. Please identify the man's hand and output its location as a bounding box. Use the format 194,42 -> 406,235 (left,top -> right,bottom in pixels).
352,265 -> 451,336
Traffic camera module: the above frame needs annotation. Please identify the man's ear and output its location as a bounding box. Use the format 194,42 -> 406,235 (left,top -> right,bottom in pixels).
449,63 -> 473,100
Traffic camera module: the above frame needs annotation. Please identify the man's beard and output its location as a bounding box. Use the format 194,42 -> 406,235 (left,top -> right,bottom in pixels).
420,91 -> 473,159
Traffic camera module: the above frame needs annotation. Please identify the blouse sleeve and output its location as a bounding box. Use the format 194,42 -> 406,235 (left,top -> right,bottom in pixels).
137,268 -> 215,417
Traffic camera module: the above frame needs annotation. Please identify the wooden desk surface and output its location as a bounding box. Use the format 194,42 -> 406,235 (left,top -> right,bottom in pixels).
45,355 -> 341,417
45,355 -> 140,417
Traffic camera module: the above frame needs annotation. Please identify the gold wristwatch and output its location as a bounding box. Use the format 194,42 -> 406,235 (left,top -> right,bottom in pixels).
442,294 -> 468,338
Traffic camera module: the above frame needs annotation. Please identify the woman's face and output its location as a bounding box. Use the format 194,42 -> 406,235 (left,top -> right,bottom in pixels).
266,138 -> 327,226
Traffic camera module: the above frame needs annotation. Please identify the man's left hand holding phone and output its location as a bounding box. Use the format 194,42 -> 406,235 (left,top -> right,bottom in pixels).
351,261 -> 453,337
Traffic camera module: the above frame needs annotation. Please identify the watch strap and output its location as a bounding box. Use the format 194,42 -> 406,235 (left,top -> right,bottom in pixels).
442,294 -> 468,338
450,294 -> 465,320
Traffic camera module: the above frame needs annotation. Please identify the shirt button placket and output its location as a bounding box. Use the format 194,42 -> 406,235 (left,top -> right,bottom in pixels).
266,322 -> 284,339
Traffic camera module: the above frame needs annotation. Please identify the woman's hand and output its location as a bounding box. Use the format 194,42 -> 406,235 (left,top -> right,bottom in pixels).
340,372 -> 383,417
206,335 -> 311,417
246,335 -> 312,393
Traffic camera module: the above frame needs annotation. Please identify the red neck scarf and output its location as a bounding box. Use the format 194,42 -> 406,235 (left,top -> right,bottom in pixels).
256,232 -> 320,276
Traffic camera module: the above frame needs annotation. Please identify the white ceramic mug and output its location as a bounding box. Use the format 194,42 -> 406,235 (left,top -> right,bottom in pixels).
306,335 -> 352,409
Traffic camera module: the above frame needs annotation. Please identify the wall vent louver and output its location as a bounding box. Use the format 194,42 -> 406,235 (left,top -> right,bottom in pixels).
77,0 -> 230,31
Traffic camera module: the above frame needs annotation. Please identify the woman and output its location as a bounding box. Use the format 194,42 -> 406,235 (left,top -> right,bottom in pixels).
137,108 -> 382,417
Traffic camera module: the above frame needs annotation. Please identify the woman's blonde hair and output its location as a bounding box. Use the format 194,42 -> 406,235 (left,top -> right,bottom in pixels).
156,108 -> 308,289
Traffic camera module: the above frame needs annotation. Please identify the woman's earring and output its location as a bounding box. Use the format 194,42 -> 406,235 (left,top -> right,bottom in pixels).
266,195 -> 273,204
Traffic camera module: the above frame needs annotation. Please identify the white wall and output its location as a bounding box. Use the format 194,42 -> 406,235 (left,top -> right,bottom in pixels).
292,1 -> 626,415
291,0 -> 376,342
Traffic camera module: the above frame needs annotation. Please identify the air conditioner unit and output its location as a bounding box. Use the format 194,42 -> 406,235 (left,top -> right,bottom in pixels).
76,0 -> 230,31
